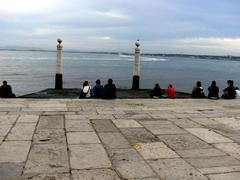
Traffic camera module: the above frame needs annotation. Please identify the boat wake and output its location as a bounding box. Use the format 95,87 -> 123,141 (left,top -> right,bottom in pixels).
119,54 -> 169,62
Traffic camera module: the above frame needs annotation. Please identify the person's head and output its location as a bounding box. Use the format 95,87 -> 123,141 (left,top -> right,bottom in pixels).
83,81 -> 89,87
108,79 -> 113,84
155,83 -> 160,88
211,81 -> 216,86
196,81 -> 202,87
227,80 -> 234,86
3,81 -> 7,85
96,79 -> 101,85
168,84 -> 173,88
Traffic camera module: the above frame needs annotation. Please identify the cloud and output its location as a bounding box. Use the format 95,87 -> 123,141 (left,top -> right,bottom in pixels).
0,0 -> 60,14
96,36 -> 112,40
91,10 -> 130,19
0,0 -> 240,55
179,38 -> 240,46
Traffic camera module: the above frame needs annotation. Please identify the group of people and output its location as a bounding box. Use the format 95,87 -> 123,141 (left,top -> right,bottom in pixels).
191,80 -> 239,99
150,80 -> 239,100
79,79 -> 116,99
151,84 -> 176,99
0,79 -> 239,100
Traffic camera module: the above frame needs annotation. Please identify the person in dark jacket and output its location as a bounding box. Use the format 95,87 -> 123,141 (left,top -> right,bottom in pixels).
222,80 -> 236,99
93,79 -> 104,98
208,81 -> 219,99
104,79 -> 116,99
0,81 -> 16,98
151,84 -> 162,98
192,81 -> 205,98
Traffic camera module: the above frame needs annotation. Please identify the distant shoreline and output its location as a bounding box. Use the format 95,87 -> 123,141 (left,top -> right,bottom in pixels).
1,48 -> 240,61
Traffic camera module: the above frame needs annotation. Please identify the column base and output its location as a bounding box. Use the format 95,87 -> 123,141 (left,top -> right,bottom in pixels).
55,74 -> 63,89
132,75 -> 140,90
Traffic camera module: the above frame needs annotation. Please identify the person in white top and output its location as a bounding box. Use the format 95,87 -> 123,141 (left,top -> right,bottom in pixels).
79,81 -> 91,98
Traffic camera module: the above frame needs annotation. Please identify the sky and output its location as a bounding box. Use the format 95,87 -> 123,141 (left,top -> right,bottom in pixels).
0,0 -> 240,55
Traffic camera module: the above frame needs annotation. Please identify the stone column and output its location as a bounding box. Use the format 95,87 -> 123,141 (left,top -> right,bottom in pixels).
132,40 -> 140,90
55,38 -> 63,89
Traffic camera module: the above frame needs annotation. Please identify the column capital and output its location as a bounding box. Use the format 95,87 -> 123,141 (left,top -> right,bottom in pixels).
135,39 -> 140,48
57,38 -> 63,50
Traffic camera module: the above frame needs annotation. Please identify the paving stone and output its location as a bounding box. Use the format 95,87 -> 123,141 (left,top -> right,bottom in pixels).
110,148 -> 144,161
186,128 -> 233,143
0,136 -> 4,144
198,166 -> 240,175
177,148 -> 226,158
98,132 -> 129,149
0,115 -> 18,123
129,178 -> 160,180
189,117 -> 219,126
207,123 -> 238,136
69,144 -> 111,169
91,120 -> 119,132
135,142 -> 179,159
214,143 -> 240,160
86,114 -> 114,120
111,149 -> 157,179
28,102 -> 66,108
148,158 -> 208,180
97,108 -> 125,115
17,115 -> 39,123
71,169 -> 121,180
67,132 -> 100,144
6,123 -> 36,141
158,134 -> 211,150
207,172 -> 240,180
141,121 -> 187,135
24,144 -> 69,174
65,115 -> 88,120
0,123 -> 13,136
65,120 -> 94,132
112,119 -> 143,128
150,113 -> 177,119
33,129 -> 66,144
22,107 -> 68,112
121,128 -> 159,143
0,162 -> 23,180
44,112 -> 76,116
0,107 -> 21,112
185,156 -> 240,168
37,115 -> 64,130
213,117 -> 240,130
114,114 -> 152,120
0,141 -> 31,163
68,107 -> 83,112
170,118 -> 202,128
21,173 -> 71,180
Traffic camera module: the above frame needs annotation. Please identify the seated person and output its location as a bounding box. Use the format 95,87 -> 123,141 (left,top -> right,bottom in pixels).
167,84 -> 176,99
93,79 -> 104,98
151,84 -> 162,98
222,80 -> 236,99
79,81 -> 91,98
0,81 -> 16,98
192,81 -> 205,98
104,79 -> 116,99
208,81 -> 219,99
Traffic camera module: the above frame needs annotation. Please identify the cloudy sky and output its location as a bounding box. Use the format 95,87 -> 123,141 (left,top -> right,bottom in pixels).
0,0 -> 240,55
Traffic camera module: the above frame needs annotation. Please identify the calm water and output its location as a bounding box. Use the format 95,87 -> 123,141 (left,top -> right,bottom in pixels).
0,50 -> 239,96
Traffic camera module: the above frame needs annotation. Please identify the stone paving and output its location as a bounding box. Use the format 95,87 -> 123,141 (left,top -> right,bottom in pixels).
0,99 -> 240,180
